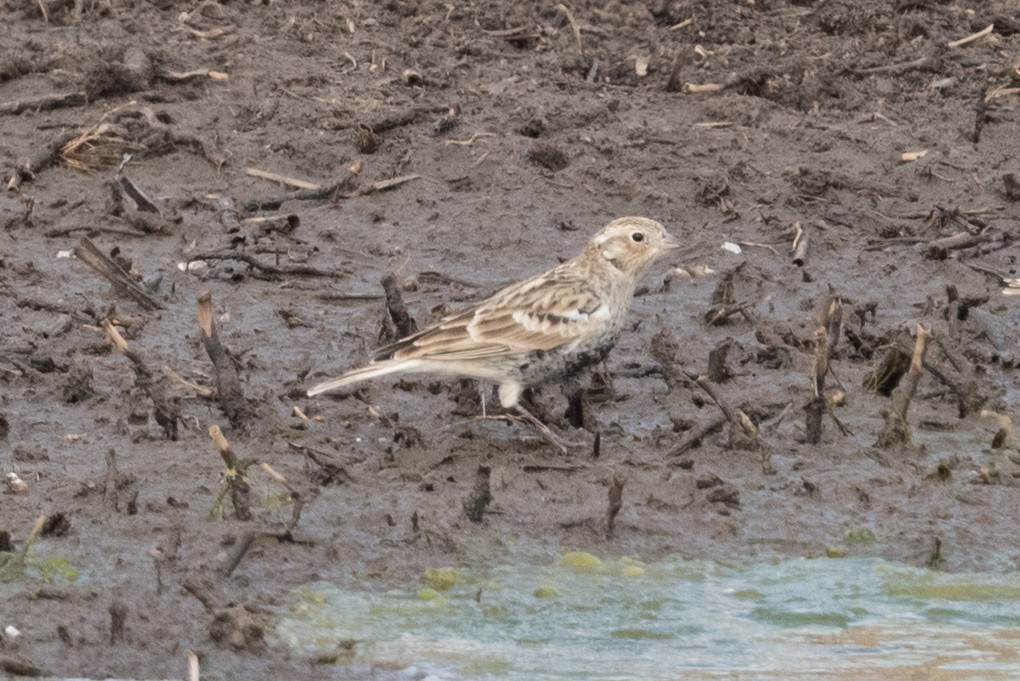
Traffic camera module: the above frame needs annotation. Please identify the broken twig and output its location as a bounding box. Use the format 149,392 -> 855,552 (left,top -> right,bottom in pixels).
606,476 -> 624,538
555,3 -> 583,53
791,222 -> 809,266
186,251 -> 350,279
102,320 -> 180,439
197,292 -> 255,428
946,24 -> 994,48
463,465 -> 492,523
208,425 -> 252,521
876,324 -> 930,448
74,237 -> 163,311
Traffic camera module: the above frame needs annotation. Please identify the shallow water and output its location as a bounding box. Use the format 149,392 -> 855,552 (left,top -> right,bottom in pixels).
275,555 -> 1020,680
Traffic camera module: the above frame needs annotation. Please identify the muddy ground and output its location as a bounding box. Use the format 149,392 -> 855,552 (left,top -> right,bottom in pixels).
2,0 -> 1019,678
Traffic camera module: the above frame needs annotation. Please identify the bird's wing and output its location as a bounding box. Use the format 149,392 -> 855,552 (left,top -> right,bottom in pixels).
374,268 -> 609,362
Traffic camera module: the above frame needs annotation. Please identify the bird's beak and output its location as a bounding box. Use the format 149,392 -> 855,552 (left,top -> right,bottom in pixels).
662,234 -> 681,250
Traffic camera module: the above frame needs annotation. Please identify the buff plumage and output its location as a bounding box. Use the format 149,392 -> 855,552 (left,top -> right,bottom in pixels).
308,217 -> 679,408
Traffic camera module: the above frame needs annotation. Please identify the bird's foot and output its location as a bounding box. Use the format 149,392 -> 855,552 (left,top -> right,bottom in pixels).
463,410 -> 583,454
508,405 -> 584,454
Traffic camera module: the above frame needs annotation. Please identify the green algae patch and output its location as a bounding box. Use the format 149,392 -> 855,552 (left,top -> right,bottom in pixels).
621,564 -> 645,578
843,528 -> 876,546
885,574 -> 1020,602
416,588 -> 446,602
533,585 -> 557,599
611,627 -> 676,640
558,551 -> 602,570
731,588 -> 764,600
421,567 -> 465,592
31,555 -> 80,584
751,606 -> 850,628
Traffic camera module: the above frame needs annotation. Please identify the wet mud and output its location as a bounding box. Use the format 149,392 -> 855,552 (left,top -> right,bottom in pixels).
2,1 -> 1019,677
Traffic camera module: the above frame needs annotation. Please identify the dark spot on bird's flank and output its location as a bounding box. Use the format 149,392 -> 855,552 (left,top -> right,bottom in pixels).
522,341 -> 617,388
561,345 -> 614,377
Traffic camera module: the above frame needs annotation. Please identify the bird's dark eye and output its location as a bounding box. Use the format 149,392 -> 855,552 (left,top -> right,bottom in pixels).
631,232 -> 645,243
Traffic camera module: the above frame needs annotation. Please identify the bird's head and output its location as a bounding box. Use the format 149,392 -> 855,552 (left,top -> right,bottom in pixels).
586,217 -> 680,279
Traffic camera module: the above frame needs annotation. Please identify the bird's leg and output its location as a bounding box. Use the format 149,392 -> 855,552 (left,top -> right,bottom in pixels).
479,382 -> 487,418
458,382 -> 582,453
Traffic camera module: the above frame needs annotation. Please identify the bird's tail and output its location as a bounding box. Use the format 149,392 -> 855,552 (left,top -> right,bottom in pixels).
306,360 -> 417,397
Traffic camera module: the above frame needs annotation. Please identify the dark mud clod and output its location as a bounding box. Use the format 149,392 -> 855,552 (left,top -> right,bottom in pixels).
185,579 -> 267,650
528,142 -> 569,171
84,47 -> 153,99
863,344 -> 911,396
62,364 -> 94,404
804,398 -> 825,444
41,513 -> 70,537
706,485 -> 741,510
108,600 -> 127,644
649,329 -> 689,392
209,606 -> 266,651
1002,173 -> 1020,201
356,124 -> 379,153
463,466 -> 492,523
381,273 -> 418,339
519,116 -> 546,138
706,339 -> 733,384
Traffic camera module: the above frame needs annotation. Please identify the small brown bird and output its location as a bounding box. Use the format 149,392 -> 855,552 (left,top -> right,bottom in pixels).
308,217 -> 679,444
